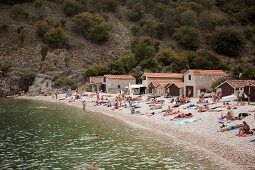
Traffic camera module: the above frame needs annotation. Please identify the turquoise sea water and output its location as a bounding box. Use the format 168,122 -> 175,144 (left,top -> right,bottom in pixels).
0,98 -> 221,169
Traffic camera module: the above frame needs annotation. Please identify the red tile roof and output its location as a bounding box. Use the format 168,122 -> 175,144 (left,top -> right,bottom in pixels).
165,82 -> 184,88
104,74 -> 135,80
185,70 -> 227,76
90,76 -> 102,84
172,82 -> 184,88
219,80 -> 255,89
143,73 -> 183,79
149,80 -> 174,87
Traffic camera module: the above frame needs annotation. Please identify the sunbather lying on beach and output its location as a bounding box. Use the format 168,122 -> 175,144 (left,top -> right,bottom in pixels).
198,105 -> 209,112
236,121 -> 253,136
163,110 -> 180,116
218,124 -> 242,132
173,113 -> 193,119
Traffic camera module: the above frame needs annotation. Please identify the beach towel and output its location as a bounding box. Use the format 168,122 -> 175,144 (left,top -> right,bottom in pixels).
176,118 -> 198,126
250,139 -> 255,142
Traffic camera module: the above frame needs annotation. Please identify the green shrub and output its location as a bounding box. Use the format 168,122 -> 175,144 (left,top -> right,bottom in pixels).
189,49 -> 222,70
101,0 -> 118,12
73,12 -> 110,44
40,46 -> 48,61
9,6 -> 29,20
54,76 -> 76,88
127,4 -> 144,22
63,0 -> 82,16
35,20 -> 50,37
34,0 -> 43,9
211,28 -> 243,57
173,26 -> 199,49
131,36 -> 157,62
232,56 -> 255,80
180,9 -> 198,27
155,23 -> 165,39
84,64 -> 109,77
43,28 -> 69,48
19,71 -> 36,92
109,53 -> 137,74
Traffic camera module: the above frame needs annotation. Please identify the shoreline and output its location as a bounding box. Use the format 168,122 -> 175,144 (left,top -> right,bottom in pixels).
17,95 -> 255,170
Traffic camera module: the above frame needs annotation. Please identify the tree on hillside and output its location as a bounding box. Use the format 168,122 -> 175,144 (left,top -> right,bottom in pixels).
44,28 -> 69,48
232,56 -> 255,79
131,36 -> 159,62
73,12 -> 110,44
173,26 -> 199,50
189,49 -> 222,70
211,27 -> 244,57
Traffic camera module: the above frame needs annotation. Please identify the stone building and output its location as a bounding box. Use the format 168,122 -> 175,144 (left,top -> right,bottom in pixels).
166,82 -> 184,97
184,70 -> 227,97
89,76 -> 103,92
141,73 -> 183,93
216,80 -> 255,98
148,80 -> 171,94
102,74 -> 136,94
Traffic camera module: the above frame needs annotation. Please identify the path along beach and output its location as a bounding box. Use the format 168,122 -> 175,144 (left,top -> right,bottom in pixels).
18,93 -> 255,170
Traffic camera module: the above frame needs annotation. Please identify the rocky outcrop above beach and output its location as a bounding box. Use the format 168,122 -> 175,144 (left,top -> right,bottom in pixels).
0,72 -> 20,96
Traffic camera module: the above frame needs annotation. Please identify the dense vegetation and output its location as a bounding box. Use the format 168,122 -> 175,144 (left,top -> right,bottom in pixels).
1,0 -> 255,87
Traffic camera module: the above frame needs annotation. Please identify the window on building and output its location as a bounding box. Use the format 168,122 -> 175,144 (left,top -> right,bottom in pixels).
188,75 -> 191,80
103,77 -> 106,82
118,85 -> 120,89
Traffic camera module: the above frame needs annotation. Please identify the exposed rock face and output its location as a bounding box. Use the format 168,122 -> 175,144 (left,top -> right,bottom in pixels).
0,72 -> 20,96
27,74 -> 53,96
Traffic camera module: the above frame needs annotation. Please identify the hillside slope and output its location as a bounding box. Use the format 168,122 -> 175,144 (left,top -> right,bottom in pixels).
0,0 -> 254,96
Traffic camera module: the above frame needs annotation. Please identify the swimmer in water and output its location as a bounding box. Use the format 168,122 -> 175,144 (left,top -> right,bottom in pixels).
89,161 -> 97,170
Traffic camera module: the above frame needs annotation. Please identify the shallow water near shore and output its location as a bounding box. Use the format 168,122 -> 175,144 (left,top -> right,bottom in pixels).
0,98 -> 223,169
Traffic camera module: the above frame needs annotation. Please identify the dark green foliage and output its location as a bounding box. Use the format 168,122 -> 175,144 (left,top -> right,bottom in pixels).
35,20 -> 50,37
127,4 -> 144,22
189,49 -> 222,70
73,12 -> 110,44
232,56 -> 255,79
34,0 -> 43,9
9,6 -> 29,20
40,46 -> 48,61
43,28 -> 69,48
139,58 -> 158,71
109,54 -> 137,74
101,0 -> 118,12
173,26 -> 199,50
63,0 -> 82,16
131,66 -> 143,83
135,20 -> 165,39
155,23 -> 165,39
180,9 -> 198,27
131,36 -> 157,62
84,64 -> 109,77
53,76 -> 77,89
156,48 -> 188,72
211,28 -> 243,57
19,71 -> 36,92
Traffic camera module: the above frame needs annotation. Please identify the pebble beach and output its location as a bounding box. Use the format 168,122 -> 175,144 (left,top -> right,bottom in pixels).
18,93 -> 255,170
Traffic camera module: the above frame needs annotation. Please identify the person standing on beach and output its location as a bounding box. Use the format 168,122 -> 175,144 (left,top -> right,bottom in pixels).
55,91 -> 58,99
82,100 -> 86,112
